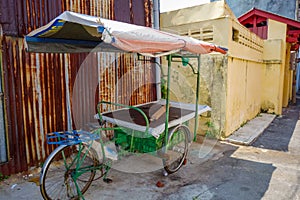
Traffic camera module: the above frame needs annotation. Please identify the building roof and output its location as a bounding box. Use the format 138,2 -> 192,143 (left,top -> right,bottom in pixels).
238,7 -> 300,49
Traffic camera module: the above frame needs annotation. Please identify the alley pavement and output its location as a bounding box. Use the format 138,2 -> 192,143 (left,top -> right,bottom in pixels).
1,101 -> 300,200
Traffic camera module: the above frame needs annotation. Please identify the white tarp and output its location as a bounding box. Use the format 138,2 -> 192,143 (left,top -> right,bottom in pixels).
25,11 -> 227,56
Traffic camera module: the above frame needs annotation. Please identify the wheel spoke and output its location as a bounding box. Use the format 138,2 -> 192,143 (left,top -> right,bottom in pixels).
163,125 -> 189,174
40,144 -> 99,199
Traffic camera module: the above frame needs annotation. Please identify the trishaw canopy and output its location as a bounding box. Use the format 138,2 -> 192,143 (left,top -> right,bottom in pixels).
25,11 -> 226,56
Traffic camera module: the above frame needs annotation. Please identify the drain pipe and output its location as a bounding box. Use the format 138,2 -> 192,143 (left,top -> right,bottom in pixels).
153,0 -> 161,100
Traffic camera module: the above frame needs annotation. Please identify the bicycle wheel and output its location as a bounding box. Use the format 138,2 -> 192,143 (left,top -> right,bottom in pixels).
40,143 -> 99,200
163,125 -> 189,174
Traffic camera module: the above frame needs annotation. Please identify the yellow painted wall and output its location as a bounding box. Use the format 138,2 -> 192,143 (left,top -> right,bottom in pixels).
262,39 -> 284,114
267,19 -> 287,40
223,19 -> 266,136
229,20 -> 264,62
285,45 -> 292,105
161,1 -> 236,29
161,1 -> 291,137
225,58 -> 263,135
283,43 -> 292,106
161,55 -> 227,137
264,19 -> 287,111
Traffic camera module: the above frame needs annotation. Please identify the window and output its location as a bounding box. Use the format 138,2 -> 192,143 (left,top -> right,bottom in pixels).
232,28 -> 239,42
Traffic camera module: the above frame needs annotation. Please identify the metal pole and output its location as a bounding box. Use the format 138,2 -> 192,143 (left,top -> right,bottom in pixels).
153,0 -> 160,30
193,55 -> 201,141
153,0 -> 161,100
164,55 -> 172,147
295,0 -> 299,20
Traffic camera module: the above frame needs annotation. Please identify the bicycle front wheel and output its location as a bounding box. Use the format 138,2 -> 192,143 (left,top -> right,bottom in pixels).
40,143 -> 98,200
163,125 -> 189,174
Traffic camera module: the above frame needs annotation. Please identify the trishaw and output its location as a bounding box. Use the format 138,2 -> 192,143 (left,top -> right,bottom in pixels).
25,11 -> 227,200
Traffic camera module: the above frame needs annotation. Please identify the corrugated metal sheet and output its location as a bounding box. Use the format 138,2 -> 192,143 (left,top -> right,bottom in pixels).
0,0 -> 152,36
0,0 -> 65,36
113,0 -> 152,25
1,36 -> 27,173
1,0 -> 110,36
0,0 -> 155,175
69,53 -> 156,130
0,36 -> 69,173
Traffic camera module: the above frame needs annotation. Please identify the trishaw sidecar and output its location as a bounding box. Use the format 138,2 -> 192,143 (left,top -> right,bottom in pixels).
25,11 -> 227,200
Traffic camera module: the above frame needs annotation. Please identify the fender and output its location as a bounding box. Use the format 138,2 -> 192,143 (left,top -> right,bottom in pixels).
40,144 -> 68,185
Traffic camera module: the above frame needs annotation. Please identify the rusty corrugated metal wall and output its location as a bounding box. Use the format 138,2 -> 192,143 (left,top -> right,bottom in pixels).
0,0 -> 155,175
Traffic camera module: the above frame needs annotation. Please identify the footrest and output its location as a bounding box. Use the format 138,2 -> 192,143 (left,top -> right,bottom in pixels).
47,130 -> 100,145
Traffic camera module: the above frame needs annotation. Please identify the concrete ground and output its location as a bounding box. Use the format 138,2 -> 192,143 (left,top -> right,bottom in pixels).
1,102 -> 300,200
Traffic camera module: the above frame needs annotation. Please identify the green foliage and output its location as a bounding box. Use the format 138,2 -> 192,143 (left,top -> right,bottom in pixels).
161,79 -> 167,99
205,130 -> 217,138
205,121 -> 214,128
0,172 -> 9,182
204,121 -> 218,138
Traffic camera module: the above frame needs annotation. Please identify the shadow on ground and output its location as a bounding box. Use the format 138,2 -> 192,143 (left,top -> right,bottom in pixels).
85,141 -> 276,200
161,147 -> 276,200
252,99 -> 300,151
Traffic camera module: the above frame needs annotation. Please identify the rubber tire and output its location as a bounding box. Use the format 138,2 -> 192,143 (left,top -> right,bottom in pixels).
163,125 -> 189,174
40,144 -> 98,200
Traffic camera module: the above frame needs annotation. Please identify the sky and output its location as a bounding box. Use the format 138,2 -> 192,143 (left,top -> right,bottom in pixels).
160,0 -> 210,12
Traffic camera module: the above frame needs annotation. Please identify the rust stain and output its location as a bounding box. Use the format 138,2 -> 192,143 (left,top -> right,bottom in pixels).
144,0 -> 152,27
0,0 -> 155,176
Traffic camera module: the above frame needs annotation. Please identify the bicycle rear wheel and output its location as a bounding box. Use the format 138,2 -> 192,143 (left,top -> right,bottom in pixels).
40,143 -> 98,200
